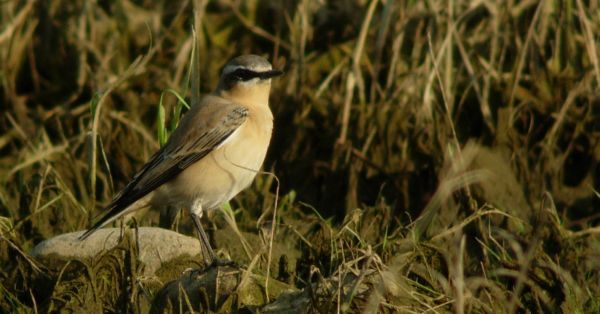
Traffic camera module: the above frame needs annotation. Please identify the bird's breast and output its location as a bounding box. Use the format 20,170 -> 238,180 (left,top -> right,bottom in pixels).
159,111 -> 273,210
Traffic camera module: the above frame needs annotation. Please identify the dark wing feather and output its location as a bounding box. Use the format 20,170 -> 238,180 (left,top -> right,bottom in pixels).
79,102 -> 248,239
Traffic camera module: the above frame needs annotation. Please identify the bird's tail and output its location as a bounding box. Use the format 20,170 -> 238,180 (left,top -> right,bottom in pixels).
78,196 -> 151,240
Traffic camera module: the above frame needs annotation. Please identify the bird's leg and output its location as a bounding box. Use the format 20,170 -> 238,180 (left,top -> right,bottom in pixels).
190,201 -> 238,269
190,201 -> 217,267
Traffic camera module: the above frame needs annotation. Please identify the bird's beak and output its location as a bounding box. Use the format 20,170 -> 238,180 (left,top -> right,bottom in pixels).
259,69 -> 284,79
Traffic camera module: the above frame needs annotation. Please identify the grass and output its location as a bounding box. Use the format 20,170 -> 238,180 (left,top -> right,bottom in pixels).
1,0 -> 599,312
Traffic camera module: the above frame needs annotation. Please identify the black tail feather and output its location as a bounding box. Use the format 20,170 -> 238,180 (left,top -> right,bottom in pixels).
78,204 -> 125,240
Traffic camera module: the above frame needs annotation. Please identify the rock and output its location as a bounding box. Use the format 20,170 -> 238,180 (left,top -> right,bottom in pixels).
31,227 -> 301,312
30,227 -> 202,275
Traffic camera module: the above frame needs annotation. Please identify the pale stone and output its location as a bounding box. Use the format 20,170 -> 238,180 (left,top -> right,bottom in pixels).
30,227 -> 201,275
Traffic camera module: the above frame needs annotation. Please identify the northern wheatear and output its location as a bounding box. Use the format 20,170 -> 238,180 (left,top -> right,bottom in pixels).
80,55 -> 283,266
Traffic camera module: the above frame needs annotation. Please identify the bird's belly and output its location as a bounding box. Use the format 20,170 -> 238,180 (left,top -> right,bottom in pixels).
157,128 -> 270,210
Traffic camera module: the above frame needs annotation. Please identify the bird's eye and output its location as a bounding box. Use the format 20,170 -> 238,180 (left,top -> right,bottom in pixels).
230,69 -> 257,81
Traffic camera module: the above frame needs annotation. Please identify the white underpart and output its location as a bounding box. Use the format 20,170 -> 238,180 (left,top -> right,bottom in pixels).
191,198 -> 204,217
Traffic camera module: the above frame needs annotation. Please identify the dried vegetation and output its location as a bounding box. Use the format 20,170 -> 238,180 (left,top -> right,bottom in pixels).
1,0 -> 599,312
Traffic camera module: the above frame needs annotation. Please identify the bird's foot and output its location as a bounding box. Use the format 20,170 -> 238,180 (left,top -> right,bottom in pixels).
209,258 -> 239,269
198,258 -> 239,273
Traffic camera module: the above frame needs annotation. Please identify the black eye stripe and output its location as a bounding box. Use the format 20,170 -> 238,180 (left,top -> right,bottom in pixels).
224,68 -> 282,84
230,69 -> 259,81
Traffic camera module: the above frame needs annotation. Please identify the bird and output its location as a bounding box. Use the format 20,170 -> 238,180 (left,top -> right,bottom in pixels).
79,54 -> 283,267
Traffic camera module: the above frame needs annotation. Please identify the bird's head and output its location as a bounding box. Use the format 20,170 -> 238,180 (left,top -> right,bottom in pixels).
217,55 -> 283,93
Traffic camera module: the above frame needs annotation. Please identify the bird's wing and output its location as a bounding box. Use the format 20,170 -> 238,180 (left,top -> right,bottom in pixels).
79,98 -> 248,239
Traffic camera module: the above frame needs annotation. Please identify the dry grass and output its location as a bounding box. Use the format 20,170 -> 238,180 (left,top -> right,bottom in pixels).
1,0 -> 599,312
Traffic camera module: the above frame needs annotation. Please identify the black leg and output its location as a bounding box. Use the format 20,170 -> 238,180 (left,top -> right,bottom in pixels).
191,212 -> 217,266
